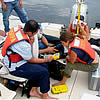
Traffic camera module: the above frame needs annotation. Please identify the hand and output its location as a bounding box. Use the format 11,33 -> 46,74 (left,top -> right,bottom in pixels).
47,47 -> 58,54
2,3 -> 7,10
47,56 -> 54,62
66,55 -> 69,62
19,0 -> 23,8
77,22 -> 81,28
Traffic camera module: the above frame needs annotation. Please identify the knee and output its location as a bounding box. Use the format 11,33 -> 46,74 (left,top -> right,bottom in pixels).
63,63 -> 73,77
41,69 -> 49,78
3,17 -> 9,21
19,9 -> 28,23
65,63 -> 73,71
21,16 -> 28,23
43,69 -> 49,76
91,65 -> 98,72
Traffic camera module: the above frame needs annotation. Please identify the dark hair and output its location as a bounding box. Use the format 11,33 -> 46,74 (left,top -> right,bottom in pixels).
60,31 -> 83,43
23,20 -> 39,33
60,31 -> 74,43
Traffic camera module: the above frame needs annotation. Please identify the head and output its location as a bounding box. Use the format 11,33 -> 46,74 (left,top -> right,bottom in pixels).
60,31 -> 74,47
60,31 -> 84,47
23,20 -> 39,37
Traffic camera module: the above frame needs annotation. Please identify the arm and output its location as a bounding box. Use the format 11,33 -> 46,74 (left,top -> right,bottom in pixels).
19,0 -> 23,8
39,47 -> 49,54
13,41 -> 54,63
41,36 -> 49,47
0,0 -> 4,5
27,56 -> 53,63
39,46 -> 58,54
0,0 -> 7,10
66,50 -> 77,64
39,35 -> 58,54
84,25 -> 90,39
78,23 -> 89,39
67,22 -> 72,32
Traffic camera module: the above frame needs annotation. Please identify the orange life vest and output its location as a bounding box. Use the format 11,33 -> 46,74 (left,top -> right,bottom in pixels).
2,25 -> 31,63
68,37 -> 95,64
71,20 -> 87,34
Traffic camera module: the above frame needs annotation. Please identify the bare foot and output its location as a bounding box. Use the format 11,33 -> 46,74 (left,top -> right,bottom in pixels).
42,93 -> 58,99
30,88 -> 42,98
52,82 -> 65,87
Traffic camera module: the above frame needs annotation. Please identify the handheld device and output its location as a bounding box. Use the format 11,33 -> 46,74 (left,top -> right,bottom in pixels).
43,53 -> 60,60
51,84 -> 68,94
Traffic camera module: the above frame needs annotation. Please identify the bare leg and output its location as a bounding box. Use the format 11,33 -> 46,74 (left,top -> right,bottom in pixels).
52,76 -> 68,86
42,93 -> 58,99
30,87 -> 42,98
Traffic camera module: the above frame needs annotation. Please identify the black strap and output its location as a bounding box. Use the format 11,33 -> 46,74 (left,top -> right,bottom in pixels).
7,48 -> 17,54
6,53 -> 11,68
6,48 -> 17,68
0,41 -> 4,48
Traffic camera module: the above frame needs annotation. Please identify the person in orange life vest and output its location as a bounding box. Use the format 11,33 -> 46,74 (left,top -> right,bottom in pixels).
52,23 -> 99,87
0,28 -> 57,55
67,15 -> 90,40
2,20 -> 58,99
67,21 -> 100,56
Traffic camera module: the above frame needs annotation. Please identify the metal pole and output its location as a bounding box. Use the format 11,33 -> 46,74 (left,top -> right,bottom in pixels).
77,3 -> 81,34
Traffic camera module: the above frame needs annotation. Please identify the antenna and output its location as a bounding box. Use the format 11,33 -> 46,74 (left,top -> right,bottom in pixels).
77,3 -> 81,34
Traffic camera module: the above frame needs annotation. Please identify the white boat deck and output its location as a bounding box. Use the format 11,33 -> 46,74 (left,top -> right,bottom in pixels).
0,13 -> 99,100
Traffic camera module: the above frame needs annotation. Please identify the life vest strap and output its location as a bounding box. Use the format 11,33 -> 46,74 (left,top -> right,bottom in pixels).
6,48 -> 23,68
8,54 -> 23,63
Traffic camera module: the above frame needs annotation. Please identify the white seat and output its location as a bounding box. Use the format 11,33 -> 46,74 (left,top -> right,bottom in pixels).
0,62 -> 27,83
0,83 -> 16,100
0,62 -> 28,97
0,73 -> 27,83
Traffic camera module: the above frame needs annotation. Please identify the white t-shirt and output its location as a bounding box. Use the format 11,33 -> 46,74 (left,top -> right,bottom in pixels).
4,0 -> 15,2
4,40 -> 32,72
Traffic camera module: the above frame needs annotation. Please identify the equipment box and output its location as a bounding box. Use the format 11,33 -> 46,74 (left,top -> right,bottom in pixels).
88,57 -> 100,91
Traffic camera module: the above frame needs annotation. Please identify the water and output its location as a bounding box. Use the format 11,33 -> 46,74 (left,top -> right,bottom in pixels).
22,0 -> 73,27
0,0 -> 100,28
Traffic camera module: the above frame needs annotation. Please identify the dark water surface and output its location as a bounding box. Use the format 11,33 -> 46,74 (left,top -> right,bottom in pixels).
1,0 -> 100,28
